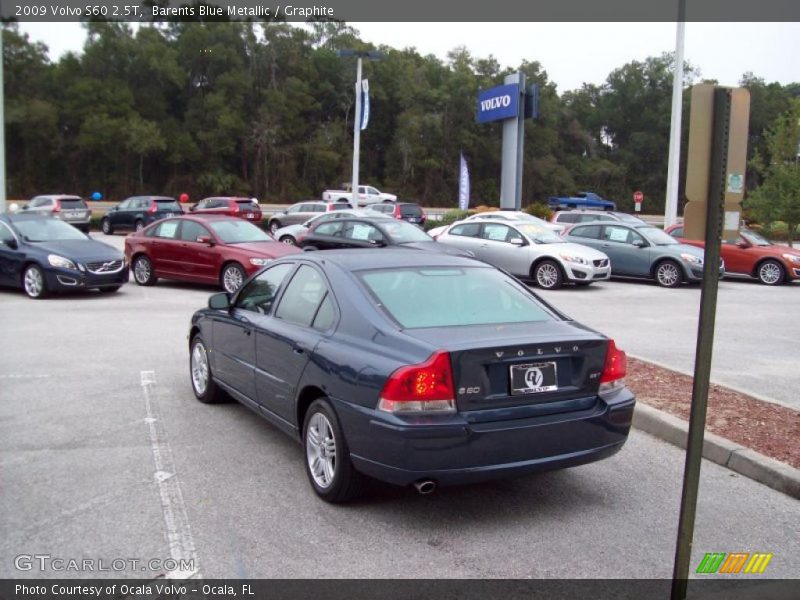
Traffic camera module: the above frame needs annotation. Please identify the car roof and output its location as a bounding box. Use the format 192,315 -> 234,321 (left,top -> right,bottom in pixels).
288,248 -> 482,271
177,214 -> 252,222
32,194 -> 83,200
3,212 -> 56,222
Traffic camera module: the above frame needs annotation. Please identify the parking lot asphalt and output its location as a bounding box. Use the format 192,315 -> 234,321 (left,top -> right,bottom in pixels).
1,233 -> 798,579
536,275 -> 800,410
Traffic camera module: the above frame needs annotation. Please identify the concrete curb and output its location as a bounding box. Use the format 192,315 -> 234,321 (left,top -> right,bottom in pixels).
632,403 -> 800,500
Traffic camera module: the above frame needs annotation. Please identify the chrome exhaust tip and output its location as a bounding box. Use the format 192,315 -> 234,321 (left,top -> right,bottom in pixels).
413,479 -> 436,495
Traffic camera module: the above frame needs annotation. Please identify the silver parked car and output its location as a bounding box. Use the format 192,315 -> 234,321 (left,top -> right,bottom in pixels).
563,222 -> 724,288
267,200 -> 352,235
437,220 -> 611,289
272,208 -> 382,245
23,195 -> 92,232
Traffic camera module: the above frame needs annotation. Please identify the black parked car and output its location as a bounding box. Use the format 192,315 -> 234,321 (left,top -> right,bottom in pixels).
188,249 -> 634,502
298,217 -> 469,256
0,214 -> 128,299
101,196 -> 182,234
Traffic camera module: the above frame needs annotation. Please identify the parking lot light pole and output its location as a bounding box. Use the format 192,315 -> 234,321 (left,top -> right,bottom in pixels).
337,49 -> 383,207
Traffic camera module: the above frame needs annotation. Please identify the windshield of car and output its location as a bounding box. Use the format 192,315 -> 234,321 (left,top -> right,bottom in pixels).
741,229 -> 772,246
615,213 -> 645,223
155,199 -> 181,210
639,226 -> 678,245
382,220 -> 432,243
359,266 -> 554,329
13,218 -> 87,241
514,223 -> 564,244
209,219 -> 271,243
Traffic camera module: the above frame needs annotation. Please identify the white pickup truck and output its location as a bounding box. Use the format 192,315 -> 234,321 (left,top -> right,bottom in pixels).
322,184 -> 397,207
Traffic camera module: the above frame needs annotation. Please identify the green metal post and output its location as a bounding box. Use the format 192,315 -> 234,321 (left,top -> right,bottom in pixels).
670,87 -> 731,600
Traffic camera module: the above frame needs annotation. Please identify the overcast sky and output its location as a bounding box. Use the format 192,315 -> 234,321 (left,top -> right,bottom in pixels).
18,21 -> 799,93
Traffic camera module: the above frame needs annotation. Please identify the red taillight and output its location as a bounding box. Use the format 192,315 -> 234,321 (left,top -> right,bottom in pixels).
599,339 -> 627,397
394,206 -> 402,219
147,202 -> 157,214
232,202 -> 240,213
378,351 -> 456,413
53,200 -> 61,213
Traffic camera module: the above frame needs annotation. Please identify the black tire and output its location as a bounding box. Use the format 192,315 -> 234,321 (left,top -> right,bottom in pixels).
189,335 -> 226,404
268,220 -> 281,235
134,220 -> 145,232
279,235 -> 296,246
654,259 -> 682,288
220,262 -> 246,294
101,218 -> 114,235
79,225 -> 90,234
533,259 -> 564,290
98,286 -> 121,293
756,259 -> 785,286
302,398 -> 363,503
22,264 -> 48,299
132,255 -> 157,286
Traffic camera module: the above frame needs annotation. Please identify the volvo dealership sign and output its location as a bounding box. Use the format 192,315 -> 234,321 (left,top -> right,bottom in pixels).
476,83 -> 520,124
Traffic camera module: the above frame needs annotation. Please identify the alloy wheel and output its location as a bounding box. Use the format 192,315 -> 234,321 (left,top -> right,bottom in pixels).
536,263 -> 559,289
134,257 -> 151,284
23,267 -> 44,298
656,262 -> 680,287
758,261 -> 783,285
190,342 -> 209,396
305,412 -> 337,489
222,265 -> 244,293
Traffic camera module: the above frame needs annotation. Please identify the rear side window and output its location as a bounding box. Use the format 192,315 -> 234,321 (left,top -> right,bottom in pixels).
360,267 -> 553,329
275,265 -> 329,327
449,223 -> 481,237
570,225 -> 602,239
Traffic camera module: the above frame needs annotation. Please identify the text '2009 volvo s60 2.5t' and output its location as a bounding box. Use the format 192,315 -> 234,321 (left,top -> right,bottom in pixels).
187,250 -> 635,502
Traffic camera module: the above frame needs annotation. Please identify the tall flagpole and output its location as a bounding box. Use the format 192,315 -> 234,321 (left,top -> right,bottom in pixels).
0,29 -> 7,214
351,56 -> 362,208
664,2 -> 686,227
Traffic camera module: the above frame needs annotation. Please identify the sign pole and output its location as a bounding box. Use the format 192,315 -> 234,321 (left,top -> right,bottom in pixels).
499,72 -> 526,209
350,56 -> 363,208
0,30 -> 6,214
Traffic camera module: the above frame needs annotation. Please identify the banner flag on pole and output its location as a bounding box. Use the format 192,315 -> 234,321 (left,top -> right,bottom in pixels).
458,152 -> 470,210
360,79 -> 370,130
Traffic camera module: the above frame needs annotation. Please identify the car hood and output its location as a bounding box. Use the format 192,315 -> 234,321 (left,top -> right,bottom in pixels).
747,244 -> 800,259
32,239 -> 122,262
399,241 -> 473,257
545,241 -> 609,260
230,241 -> 303,258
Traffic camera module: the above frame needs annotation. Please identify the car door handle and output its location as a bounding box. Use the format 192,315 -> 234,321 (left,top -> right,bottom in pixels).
292,344 -> 307,355
601,243 -> 611,248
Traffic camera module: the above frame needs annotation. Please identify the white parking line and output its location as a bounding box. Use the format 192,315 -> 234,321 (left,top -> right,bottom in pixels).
140,369 -> 201,579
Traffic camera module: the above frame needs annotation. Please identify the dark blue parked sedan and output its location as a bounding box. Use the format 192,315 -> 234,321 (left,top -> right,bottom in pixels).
188,249 -> 635,502
0,214 -> 128,299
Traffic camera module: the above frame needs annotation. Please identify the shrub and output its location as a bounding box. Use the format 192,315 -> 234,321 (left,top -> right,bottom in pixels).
524,203 -> 553,220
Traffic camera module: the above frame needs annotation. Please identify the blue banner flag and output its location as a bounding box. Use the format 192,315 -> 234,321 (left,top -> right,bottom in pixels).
458,153 -> 470,211
360,79 -> 370,130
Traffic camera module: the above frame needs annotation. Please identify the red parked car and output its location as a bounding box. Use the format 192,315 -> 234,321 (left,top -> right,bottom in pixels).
125,215 -> 300,293
665,224 -> 800,286
190,196 -> 263,223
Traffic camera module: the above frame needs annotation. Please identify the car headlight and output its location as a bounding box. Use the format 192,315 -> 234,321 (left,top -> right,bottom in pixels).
249,258 -> 272,266
48,254 -> 77,270
782,253 -> 800,264
680,253 -> 703,265
559,253 -> 588,265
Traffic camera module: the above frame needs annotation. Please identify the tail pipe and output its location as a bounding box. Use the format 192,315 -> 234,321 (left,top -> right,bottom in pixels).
413,479 -> 437,495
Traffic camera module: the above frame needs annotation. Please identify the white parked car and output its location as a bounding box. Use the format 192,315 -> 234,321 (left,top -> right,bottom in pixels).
436,220 -> 611,289
322,184 -> 397,206
272,208 -> 382,245
428,211 -> 563,240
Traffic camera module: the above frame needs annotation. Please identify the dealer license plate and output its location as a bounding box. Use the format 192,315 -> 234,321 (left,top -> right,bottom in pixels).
509,362 -> 558,395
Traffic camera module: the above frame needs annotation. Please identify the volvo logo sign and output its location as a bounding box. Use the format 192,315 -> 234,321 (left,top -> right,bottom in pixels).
476,83 -> 520,124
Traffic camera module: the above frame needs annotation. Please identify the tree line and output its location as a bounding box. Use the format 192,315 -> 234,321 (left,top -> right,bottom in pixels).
3,21 -> 799,212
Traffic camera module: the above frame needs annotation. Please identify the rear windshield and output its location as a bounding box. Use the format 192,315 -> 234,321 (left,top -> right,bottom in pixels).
60,199 -> 87,209
155,199 -> 181,210
209,219 -> 271,243
235,199 -> 259,208
359,266 -> 553,329
400,205 -> 422,216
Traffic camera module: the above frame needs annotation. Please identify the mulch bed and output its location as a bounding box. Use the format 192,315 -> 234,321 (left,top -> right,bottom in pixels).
626,357 -> 800,469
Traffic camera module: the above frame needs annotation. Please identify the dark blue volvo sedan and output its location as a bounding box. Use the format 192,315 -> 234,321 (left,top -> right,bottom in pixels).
188,249 -> 635,502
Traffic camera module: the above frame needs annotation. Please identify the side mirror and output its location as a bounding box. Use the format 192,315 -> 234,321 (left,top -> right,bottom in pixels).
509,237 -> 525,246
736,239 -> 750,248
632,239 -> 645,248
197,236 -> 214,246
1,239 -> 18,250
189,205 -> 197,212
369,239 -> 386,247
208,292 -> 230,310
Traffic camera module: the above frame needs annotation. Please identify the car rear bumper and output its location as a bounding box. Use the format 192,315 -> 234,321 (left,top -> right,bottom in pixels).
332,390 -> 635,487
44,266 -> 129,291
